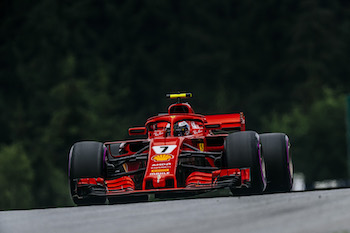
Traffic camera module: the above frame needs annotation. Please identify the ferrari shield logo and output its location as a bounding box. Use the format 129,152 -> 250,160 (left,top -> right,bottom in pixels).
198,143 -> 204,151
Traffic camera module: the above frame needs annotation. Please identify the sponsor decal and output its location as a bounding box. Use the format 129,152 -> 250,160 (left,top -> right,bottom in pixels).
154,131 -> 164,137
193,129 -> 203,135
151,162 -> 171,167
150,172 -> 170,176
151,168 -> 169,173
151,154 -> 174,162
152,145 -> 177,154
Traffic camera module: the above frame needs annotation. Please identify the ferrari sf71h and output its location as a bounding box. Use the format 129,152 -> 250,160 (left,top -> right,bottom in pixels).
68,93 -> 293,205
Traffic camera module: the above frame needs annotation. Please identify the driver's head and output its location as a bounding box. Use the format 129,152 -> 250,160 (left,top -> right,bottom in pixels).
174,121 -> 190,136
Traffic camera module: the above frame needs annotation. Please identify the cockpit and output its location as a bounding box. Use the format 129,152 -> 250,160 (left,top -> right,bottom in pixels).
147,119 -> 205,138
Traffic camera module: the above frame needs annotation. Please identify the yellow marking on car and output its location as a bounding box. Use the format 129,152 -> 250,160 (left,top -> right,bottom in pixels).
151,168 -> 170,173
152,154 -> 173,162
167,93 -> 192,99
199,143 -> 204,151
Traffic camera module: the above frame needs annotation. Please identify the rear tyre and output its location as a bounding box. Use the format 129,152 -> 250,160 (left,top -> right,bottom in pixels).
224,131 -> 266,194
68,141 -> 107,205
260,133 -> 293,193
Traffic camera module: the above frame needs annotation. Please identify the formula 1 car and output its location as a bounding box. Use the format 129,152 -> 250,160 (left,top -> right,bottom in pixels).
68,93 -> 293,205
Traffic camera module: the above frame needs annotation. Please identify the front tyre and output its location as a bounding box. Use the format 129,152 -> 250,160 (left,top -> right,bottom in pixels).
260,133 -> 293,193
224,131 -> 266,194
68,141 -> 107,205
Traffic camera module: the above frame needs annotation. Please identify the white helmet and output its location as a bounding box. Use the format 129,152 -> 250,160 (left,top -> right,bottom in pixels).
174,121 -> 190,136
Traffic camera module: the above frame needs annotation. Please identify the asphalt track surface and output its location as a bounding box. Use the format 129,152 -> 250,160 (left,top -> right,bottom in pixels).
1,188 -> 350,233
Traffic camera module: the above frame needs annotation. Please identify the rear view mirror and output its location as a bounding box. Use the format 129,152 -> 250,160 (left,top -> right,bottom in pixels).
128,127 -> 147,136
204,123 -> 221,130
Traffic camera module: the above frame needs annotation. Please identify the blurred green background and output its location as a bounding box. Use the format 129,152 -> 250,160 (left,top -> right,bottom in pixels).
1,0 -> 350,210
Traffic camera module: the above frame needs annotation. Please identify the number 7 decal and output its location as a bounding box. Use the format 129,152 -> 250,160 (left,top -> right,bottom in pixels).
160,146 -> 168,153
152,145 -> 177,154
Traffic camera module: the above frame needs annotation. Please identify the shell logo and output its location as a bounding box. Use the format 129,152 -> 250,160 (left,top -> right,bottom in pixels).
151,154 -> 174,162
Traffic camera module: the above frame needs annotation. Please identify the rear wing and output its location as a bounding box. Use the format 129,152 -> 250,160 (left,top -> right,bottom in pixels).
204,112 -> 245,132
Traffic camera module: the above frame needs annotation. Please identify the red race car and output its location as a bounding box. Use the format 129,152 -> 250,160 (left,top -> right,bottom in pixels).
68,93 -> 293,205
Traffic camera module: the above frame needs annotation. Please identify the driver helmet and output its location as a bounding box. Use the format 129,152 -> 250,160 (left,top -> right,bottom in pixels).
174,121 -> 190,136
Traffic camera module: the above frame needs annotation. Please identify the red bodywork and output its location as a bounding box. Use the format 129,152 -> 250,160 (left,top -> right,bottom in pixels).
77,102 -> 249,197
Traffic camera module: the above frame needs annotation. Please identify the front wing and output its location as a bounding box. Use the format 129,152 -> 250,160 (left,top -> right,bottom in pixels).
73,168 -> 251,200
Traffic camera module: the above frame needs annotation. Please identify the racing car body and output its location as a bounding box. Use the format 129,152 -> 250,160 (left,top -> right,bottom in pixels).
68,93 -> 293,205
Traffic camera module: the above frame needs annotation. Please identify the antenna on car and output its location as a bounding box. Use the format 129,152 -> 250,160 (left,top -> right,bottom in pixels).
166,93 -> 193,103
166,93 -> 192,103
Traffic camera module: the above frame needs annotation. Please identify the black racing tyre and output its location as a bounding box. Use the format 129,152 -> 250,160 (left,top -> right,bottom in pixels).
69,141 -> 105,179
68,141 -> 107,205
224,131 -> 266,194
260,133 -> 293,193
